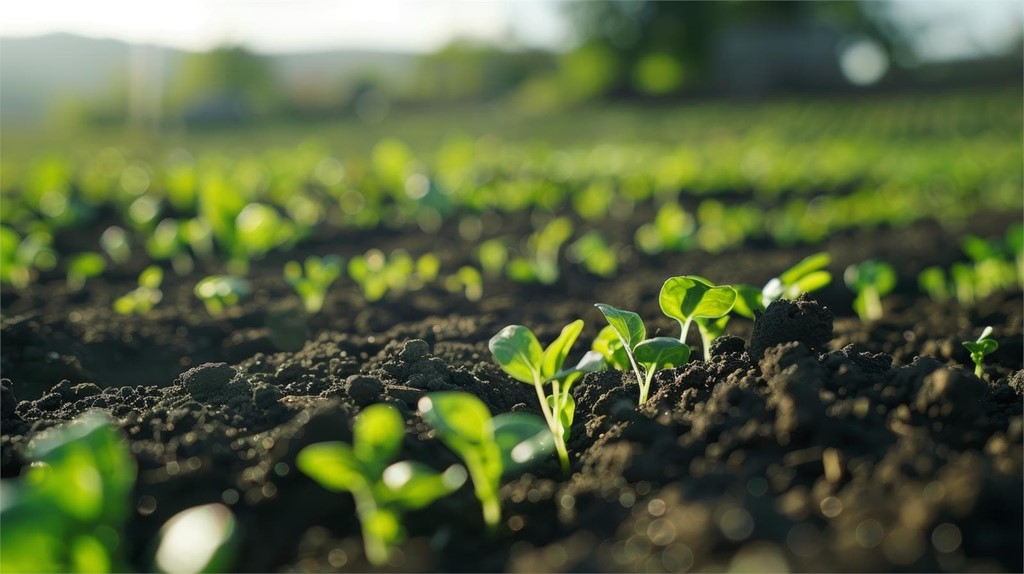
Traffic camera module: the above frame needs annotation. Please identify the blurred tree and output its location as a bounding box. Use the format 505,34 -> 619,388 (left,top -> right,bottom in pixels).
564,0 -> 894,96
168,46 -> 278,121
408,41 -> 556,102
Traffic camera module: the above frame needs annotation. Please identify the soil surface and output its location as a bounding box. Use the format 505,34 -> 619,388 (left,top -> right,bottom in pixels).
2,206 -> 1022,573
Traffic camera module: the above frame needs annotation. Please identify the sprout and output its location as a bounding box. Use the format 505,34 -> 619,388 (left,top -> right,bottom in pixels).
844,260 -> 896,322
193,275 -> 251,318
66,252 -> 107,292
962,326 -> 999,378
658,276 -> 737,361
418,392 -> 552,531
113,265 -> 164,315
284,255 -> 343,314
594,304 -> 691,405
297,404 -> 465,566
488,321 -> 604,474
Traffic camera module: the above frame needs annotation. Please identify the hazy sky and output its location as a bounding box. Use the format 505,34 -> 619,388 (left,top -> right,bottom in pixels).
0,0 -> 571,53
0,0 -> 1019,59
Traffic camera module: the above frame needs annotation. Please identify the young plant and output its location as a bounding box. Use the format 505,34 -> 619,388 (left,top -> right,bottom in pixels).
760,252 -> 832,307
0,411 -> 136,573
297,403 -> 466,566
66,252 -> 107,292
193,275 -> 252,317
418,391 -> 553,531
594,304 -> 690,405
962,326 -> 999,378
113,265 -> 163,315
284,255 -> 343,314
844,260 -> 896,322
488,321 -> 604,475
658,276 -> 738,361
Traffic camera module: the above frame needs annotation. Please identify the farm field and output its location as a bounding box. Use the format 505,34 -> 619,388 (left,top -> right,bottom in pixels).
1,90 -> 1023,572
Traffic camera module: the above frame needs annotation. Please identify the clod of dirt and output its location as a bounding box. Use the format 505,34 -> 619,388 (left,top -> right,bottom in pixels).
759,342 -> 826,444
748,294 -> 834,362
176,362 -> 242,404
709,335 -> 746,357
916,367 -> 987,422
1008,370 -> 1024,396
344,375 -> 385,406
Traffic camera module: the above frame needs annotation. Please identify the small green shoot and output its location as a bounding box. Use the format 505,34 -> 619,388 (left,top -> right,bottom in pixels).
658,276 -> 737,361
113,265 -> 163,315
594,304 -> 690,405
418,392 -> 553,531
66,252 -> 107,292
193,275 -> 252,317
760,252 -> 832,306
0,411 -> 136,573
962,326 -> 998,378
488,321 -> 604,475
844,260 -> 896,322
284,255 -> 343,314
297,403 -> 465,566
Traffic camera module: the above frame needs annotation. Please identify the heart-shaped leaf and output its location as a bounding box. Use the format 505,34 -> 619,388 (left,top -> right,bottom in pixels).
353,403 -> 405,471
489,325 -> 543,384
633,337 -> 691,372
659,276 -> 737,327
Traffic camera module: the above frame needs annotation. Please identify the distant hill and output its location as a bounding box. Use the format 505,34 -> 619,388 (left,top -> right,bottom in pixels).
0,33 -> 415,124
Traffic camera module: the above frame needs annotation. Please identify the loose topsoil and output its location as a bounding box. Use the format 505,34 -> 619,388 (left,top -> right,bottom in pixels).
1,208 -> 1022,573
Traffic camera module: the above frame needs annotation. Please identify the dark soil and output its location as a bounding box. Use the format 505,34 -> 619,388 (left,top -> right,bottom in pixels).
2,208 -> 1022,573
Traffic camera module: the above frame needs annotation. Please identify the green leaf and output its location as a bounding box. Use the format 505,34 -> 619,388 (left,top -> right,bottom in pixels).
353,404 -> 404,470
154,503 -> 237,574
138,265 -> 163,289
379,461 -> 466,510
659,276 -> 737,328
296,442 -> 366,492
540,320 -> 584,379
363,508 -> 402,546
844,260 -> 896,296
779,252 -> 831,286
786,270 -> 832,299
418,392 -> 493,448
633,337 -> 690,372
491,413 -> 553,475
732,284 -> 763,319
592,325 -> 631,370
594,303 -> 645,350
488,325 -> 544,384
551,350 -> 606,391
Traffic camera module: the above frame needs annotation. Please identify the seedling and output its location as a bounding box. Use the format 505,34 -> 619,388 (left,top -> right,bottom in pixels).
658,276 -> 737,361
962,326 -> 998,378
0,411 -> 136,573
66,252 -> 107,292
760,252 -> 832,307
844,260 -> 896,322
284,255 -> 343,314
594,304 -> 690,405
567,232 -> 618,278
113,265 -> 164,315
444,266 -> 484,302
418,392 -> 553,531
488,321 -> 604,474
297,404 -> 466,566
194,275 -> 252,317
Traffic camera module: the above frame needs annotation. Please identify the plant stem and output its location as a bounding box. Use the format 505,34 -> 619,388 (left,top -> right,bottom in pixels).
699,325 -> 713,362
535,376 -> 569,476
550,380 -> 570,476
974,361 -> 983,378
639,369 -> 655,405
353,488 -> 389,566
864,288 -> 883,321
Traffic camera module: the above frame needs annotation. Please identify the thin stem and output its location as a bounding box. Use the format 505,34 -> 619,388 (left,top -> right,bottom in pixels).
465,450 -> 500,533
699,325 -> 713,362
639,368 -> 655,405
974,361 -> 983,378
864,288 -> 883,321
353,487 -> 389,566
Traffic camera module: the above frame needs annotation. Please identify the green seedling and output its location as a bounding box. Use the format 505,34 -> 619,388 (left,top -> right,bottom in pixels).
760,252 -> 832,307
567,231 -> 618,278
731,253 -> 832,320
66,252 -> 107,292
594,304 -> 690,405
658,276 -> 737,361
113,265 -> 163,315
297,403 -> 465,566
962,326 -> 998,378
193,275 -> 252,317
0,227 -> 58,289
488,321 -> 604,475
418,392 -> 553,531
844,260 -> 896,322
444,265 -> 484,302
145,218 -> 193,276
918,266 -> 951,302
284,255 -> 343,314
0,411 -> 136,573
